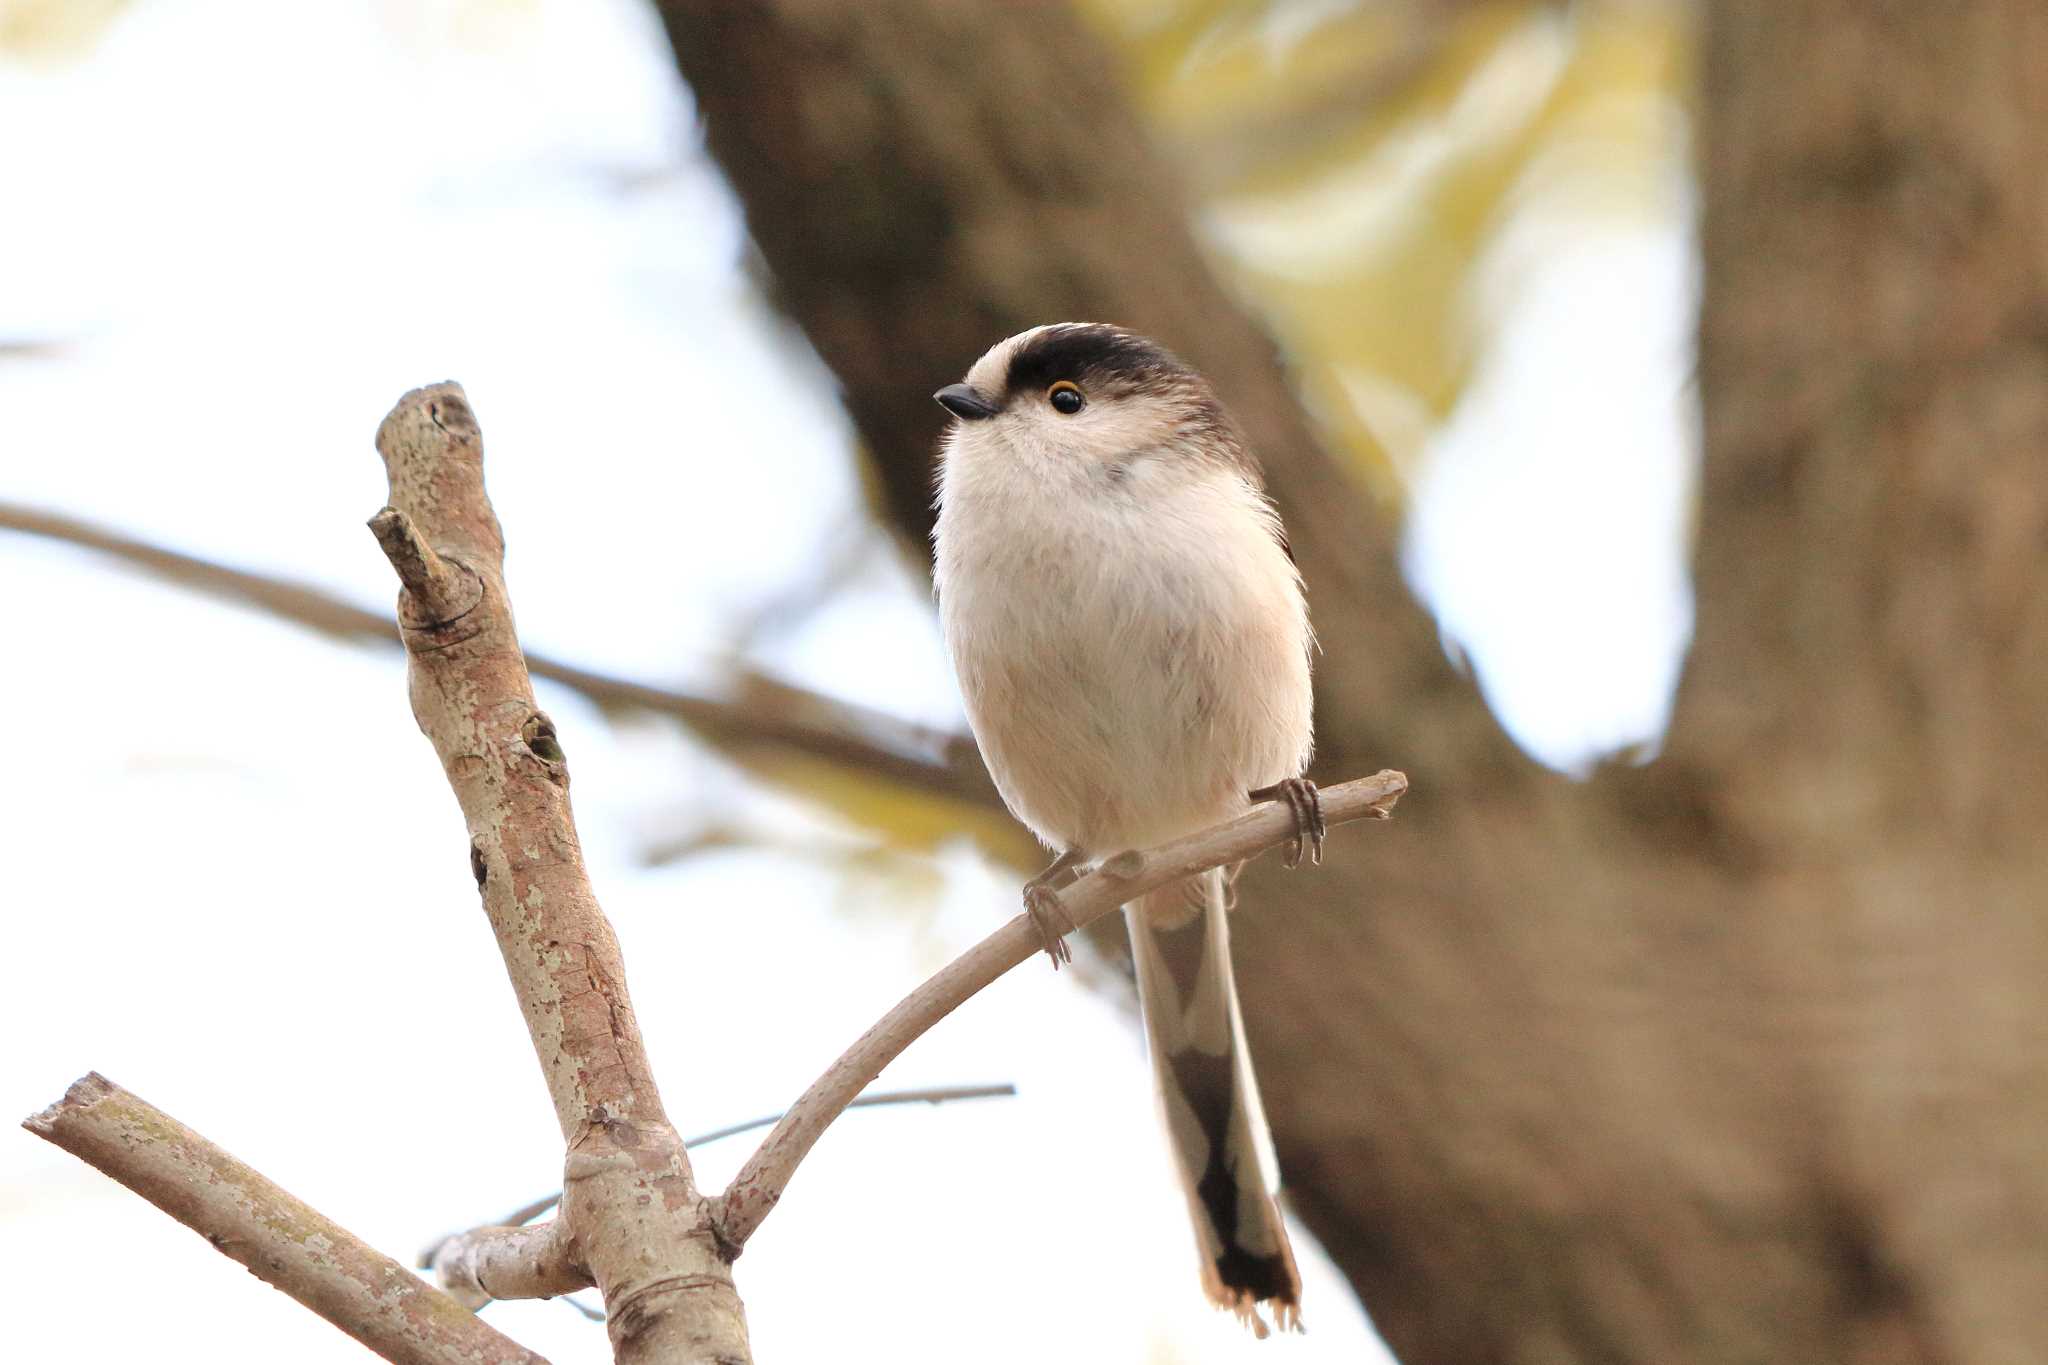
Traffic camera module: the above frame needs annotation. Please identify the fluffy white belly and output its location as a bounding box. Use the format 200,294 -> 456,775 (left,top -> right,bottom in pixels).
938,468 -> 1312,856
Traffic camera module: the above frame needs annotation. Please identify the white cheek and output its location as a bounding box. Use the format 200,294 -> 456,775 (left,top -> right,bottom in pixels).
1009,393 -> 1178,469
1074,399 -> 1161,453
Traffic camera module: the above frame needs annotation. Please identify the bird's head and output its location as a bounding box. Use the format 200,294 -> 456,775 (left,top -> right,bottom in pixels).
934,323 -> 1254,484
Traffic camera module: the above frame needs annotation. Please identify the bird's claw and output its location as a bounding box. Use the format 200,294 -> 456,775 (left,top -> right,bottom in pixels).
1251,778 -> 1325,868
1023,883 -> 1076,969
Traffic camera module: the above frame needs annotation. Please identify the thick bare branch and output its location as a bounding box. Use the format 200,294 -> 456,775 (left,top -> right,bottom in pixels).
22,1073 -> 545,1365
0,498 -> 998,809
372,383 -> 750,1364
714,770 -> 1409,1248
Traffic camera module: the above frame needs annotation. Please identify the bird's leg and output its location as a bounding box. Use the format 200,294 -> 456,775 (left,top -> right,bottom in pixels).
1022,848 -> 1084,969
1249,778 -> 1325,868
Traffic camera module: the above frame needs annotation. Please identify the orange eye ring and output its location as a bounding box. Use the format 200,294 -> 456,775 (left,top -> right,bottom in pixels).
1047,381 -> 1085,415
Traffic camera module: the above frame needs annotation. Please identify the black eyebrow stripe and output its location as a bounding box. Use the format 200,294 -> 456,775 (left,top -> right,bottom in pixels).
1002,324 -> 1189,396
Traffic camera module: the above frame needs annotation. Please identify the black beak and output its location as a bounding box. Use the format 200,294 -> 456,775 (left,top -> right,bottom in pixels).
934,383 -> 999,421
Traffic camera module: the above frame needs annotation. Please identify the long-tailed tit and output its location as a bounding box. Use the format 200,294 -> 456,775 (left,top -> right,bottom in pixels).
933,323 -> 1320,1334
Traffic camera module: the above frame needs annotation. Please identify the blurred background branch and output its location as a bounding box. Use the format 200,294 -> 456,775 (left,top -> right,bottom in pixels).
0,499 -> 1007,815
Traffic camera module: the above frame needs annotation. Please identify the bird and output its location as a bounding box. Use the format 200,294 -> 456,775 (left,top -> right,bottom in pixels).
931,322 -> 1320,1336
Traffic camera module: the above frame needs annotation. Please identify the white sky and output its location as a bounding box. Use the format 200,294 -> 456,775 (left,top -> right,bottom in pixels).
1,1 -> 1692,1360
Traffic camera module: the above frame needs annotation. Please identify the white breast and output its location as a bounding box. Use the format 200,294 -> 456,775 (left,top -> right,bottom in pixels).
935,434 -> 1312,857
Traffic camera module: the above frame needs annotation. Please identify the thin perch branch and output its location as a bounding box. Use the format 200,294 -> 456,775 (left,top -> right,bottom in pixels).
714,770 -> 1409,1247
22,1073 -> 545,1365
373,382 -> 750,1364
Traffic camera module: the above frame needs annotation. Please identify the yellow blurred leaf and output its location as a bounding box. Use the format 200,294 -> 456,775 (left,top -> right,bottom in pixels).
737,747 -> 1040,870
0,0 -> 132,61
1079,0 -> 1690,494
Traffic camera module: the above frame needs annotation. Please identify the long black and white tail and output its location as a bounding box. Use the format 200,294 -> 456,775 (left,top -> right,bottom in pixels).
1126,867 -> 1302,1336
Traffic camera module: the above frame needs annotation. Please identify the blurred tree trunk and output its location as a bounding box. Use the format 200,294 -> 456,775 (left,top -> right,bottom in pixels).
655,1 -> 2048,1359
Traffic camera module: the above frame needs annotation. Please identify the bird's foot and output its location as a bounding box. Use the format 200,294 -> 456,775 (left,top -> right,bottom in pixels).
1020,848 -> 1083,970
1250,778 -> 1325,868
1023,883 -> 1076,969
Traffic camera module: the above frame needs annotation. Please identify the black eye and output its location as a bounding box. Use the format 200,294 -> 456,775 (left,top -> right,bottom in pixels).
1047,381 -> 1085,415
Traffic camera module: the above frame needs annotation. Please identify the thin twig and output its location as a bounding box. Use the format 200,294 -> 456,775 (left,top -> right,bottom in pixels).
714,770 -> 1409,1248
22,1074 -> 546,1365
428,1220 -> 586,1313
490,1083 -> 1019,1231
0,498 -> 999,810
690,1081 -> 1018,1150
